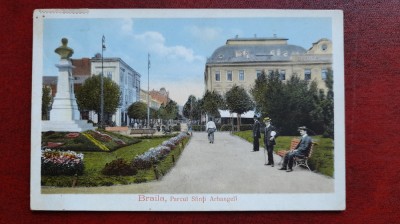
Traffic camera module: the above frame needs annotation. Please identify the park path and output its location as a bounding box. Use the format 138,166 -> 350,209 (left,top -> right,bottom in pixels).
42,131 -> 333,194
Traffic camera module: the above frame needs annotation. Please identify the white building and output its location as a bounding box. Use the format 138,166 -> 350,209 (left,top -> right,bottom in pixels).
91,55 -> 141,126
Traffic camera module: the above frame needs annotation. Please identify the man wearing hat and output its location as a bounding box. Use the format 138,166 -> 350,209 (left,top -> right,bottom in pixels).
263,117 -> 277,167
252,115 -> 261,151
279,126 -> 313,172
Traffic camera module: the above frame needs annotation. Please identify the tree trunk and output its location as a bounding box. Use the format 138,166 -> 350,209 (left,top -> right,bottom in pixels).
237,114 -> 241,131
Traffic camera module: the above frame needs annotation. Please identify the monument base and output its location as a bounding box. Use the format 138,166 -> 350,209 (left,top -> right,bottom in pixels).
42,120 -> 95,132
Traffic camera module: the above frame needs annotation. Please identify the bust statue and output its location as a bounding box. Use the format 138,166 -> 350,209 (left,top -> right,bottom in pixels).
55,38 -> 74,59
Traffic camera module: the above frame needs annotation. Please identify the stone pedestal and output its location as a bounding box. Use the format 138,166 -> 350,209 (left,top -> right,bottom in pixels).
49,59 -> 81,121
42,38 -> 94,132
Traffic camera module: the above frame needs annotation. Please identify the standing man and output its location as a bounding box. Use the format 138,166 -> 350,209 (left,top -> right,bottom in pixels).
279,126 -> 313,172
263,117 -> 277,167
252,115 -> 261,152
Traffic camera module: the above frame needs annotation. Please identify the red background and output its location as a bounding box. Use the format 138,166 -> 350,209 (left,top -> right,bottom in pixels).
1,0 -> 399,223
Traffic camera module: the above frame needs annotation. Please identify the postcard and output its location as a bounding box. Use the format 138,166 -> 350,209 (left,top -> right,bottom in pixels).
31,9 -> 345,211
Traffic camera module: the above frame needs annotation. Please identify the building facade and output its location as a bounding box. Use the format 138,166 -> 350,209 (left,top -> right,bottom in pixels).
204,37 -> 332,95
140,89 -> 163,110
91,55 -> 141,126
43,56 -> 141,126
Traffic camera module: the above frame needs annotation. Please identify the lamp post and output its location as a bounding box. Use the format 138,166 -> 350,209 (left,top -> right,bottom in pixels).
100,35 -> 106,128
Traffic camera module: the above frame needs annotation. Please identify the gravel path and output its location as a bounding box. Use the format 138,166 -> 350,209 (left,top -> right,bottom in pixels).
42,132 -> 333,194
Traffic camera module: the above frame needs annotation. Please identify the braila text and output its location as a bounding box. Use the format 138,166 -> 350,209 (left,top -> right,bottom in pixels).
138,195 -> 238,204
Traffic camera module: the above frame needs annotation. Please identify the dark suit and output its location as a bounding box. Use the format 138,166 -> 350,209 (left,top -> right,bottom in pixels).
282,135 -> 312,169
252,120 -> 261,151
264,125 -> 277,164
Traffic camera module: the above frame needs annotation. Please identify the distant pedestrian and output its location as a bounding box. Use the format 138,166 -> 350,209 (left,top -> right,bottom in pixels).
206,118 -> 216,143
263,117 -> 277,167
252,115 -> 261,152
188,119 -> 193,135
134,122 -> 138,129
279,126 -> 313,172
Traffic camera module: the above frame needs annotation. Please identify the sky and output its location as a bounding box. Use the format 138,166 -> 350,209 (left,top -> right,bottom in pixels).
43,16 -> 332,105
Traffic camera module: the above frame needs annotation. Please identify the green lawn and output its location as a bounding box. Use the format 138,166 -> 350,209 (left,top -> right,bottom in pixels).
41,135 -> 189,187
233,131 -> 334,177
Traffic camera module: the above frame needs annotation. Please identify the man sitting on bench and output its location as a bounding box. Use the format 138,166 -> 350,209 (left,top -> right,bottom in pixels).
279,126 -> 312,172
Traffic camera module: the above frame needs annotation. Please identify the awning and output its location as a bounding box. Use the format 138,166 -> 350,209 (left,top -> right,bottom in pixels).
218,109 -> 255,118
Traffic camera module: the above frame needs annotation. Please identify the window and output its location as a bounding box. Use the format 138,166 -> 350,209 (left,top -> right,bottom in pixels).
321,44 -> 328,51
106,71 -> 112,79
215,71 -> 220,81
256,70 -> 262,79
239,70 -> 245,81
321,69 -> 328,80
268,70 -> 274,77
304,69 -> 311,81
227,71 -> 232,81
279,70 -> 286,80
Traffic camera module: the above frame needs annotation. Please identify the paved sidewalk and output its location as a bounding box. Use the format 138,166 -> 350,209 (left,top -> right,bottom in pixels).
42,132 -> 333,194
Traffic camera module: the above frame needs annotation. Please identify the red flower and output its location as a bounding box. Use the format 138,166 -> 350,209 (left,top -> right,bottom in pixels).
65,132 -> 80,138
47,142 -> 65,148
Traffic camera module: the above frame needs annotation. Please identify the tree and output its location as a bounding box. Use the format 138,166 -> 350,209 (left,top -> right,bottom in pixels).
202,90 -> 224,118
321,69 -> 334,138
127,101 -> 147,120
75,75 -> 120,124
42,86 -> 53,120
183,95 -> 201,120
158,100 -> 179,121
225,85 -> 254,131
251,70 -> 268,115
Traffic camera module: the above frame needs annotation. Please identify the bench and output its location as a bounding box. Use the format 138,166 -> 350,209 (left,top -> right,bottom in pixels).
130,128 -> 157,136
105,126 -> 129,134
276,138 -> 316,171
276,138 -> 301,165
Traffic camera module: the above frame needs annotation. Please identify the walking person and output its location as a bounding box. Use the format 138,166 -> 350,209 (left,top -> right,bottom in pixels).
206,118 -> 216,143
279,126 -> 313,172
263,117 -> 277,167
252,115 -> 261,152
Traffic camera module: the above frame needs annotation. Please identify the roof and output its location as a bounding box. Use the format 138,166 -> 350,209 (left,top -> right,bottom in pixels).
43,76 -> 57,85
71,58 -> 91,76
207,39 -> 306,64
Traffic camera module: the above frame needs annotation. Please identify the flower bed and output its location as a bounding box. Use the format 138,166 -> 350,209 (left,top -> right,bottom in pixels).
41,149 -> 84,176
132,132 -> 189,169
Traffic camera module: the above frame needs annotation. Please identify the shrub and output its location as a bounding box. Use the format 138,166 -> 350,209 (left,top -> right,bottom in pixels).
41,149 -> 84,176
220,124 -> 253,131
132,157 -> 153,170
102,158 -> 138,176
171,124 -> 180,132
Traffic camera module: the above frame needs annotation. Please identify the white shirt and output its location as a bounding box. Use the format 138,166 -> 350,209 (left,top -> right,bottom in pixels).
206,121 -> 216,130
265,124 -> 276,137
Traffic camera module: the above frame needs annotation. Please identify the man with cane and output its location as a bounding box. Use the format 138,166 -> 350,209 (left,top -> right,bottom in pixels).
263,117 -> 277,167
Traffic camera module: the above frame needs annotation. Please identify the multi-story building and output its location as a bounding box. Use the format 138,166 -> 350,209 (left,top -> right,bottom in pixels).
90,54 -> 141,126
140,89 -> 163,110
149,88 -> 169,106
44,56 -> 141,126
204,36 -> 332,95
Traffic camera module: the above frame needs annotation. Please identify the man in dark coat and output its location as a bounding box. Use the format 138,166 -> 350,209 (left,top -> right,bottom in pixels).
263,117 -> 277,167
252,115 -> 261,151
279,126 -> 313,172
